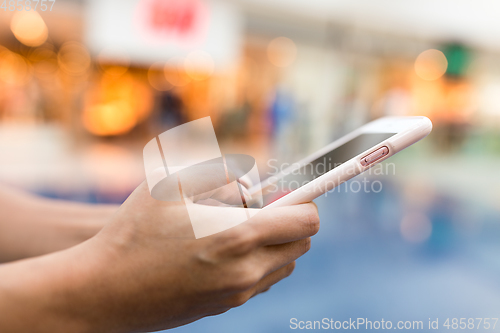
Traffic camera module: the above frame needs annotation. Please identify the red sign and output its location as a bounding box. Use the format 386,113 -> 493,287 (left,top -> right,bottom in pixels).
135,0 -> 209,47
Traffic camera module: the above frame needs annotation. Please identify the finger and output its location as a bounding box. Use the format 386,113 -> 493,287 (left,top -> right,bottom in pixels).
259,287 -> 271,294
237,174 -> 253,189
179,161 -> 249,198
250,261 -> 296,297
224,262 -> 296,309
254,238 -> 311,275
178,163 -> 228,198
227,202 -> 320,247
192,182 -> 251,206
209,182 -> 252,205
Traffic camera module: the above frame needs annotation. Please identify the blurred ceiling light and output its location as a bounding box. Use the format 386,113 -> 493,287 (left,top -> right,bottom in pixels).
400,212 -> 432,243
414,49 -> 448,81
164,57 -> 191,87
58,42 -> 91,76
0,49 -> 31,86
267,37 -> 297,68
184,50 -> 215,81
10,11 -> 48,47
83,101 -> 137,136
148,62 -> 173,91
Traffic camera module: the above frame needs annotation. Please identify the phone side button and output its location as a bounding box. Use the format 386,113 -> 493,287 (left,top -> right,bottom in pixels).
360,146 -> 389,166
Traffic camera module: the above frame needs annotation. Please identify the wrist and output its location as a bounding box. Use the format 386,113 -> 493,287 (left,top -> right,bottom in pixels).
49,238 -> 123,333
0,242 -> 110,333
0,200 -> 118,262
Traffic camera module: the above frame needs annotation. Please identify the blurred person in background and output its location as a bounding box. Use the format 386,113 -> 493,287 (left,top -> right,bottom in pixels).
0,181 -> 320,332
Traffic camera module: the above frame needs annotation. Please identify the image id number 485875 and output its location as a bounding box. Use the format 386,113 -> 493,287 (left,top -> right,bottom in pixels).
443,318 -> 498,330
1,0 -> 56,11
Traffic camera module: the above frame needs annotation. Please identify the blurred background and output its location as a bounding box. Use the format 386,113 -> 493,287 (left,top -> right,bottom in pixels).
1,0 -> 500,331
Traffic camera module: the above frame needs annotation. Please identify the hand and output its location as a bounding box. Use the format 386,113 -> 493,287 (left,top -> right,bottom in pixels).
0,180 -> 320,333
148,162 -> 255,206
76,181 -> 319,332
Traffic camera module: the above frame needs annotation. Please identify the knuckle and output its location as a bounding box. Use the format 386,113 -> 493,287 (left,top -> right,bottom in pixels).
228,266 -> 261,292
260,287 -> 271,294
214,227 -> 258,257
239,228 -> 259,252
301,237 -> 312,254
227,292 -> 251,307
303,204 -> 320,235
212,307 -> 231,316
231,228 -> 259,255
285,261 -> 296,277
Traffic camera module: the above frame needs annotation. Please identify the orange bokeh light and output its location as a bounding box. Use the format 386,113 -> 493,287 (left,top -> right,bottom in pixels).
58,42 -> 92,76
0,48 -> 32,86
184,50 -> 215,81
414,49 -> 448,81
83,73 -> 153,136
83,101 -> 137,136
164,57 -> 192,87
148,62 -> 173,91
267,37 -> 297,68
10,11 -> 48,47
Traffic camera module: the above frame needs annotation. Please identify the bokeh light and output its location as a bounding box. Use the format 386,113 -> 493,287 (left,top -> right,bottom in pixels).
414,49 -> 448,81
10,11 -> 48,47
400,212 -> 432,243
102,66 -> 129,78
0,48 -> 31,86
83,72 -> 153,136
97,48 -> 131,77
83,101 -> 137,136
29,47 -> 58,78
58,42 -> 92,76
184,50 -> 215,81
267,37 -> 297,68
164,57 -> 192,87
148,62 -> 173,91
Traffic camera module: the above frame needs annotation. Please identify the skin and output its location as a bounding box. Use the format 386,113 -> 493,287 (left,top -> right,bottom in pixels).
0,181 -> 320,332
0,184 -> 117,262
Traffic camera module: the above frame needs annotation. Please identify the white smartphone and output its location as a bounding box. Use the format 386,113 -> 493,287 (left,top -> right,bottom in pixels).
252,116 -> 432,209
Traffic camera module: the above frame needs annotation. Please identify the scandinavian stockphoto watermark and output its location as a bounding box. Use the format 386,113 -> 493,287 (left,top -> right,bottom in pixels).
143,116 -> 263,239
266,158 -> 396,196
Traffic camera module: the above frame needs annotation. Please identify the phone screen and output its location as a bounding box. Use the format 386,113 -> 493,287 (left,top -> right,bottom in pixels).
260,133 -> 396,206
